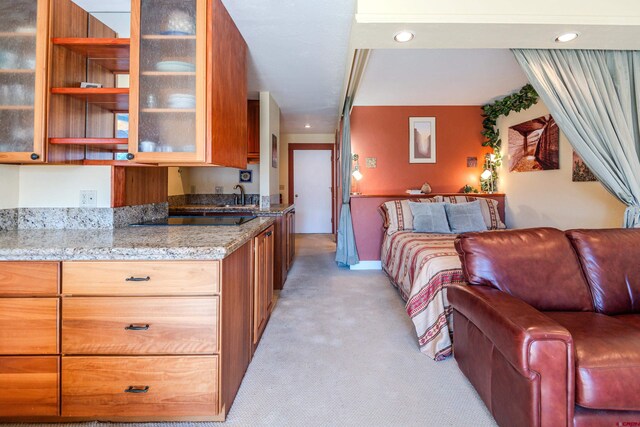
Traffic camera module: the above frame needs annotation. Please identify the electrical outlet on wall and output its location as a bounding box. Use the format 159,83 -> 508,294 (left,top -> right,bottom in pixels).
190,185 -> 196,194
215,186 -> 223,194
79,190 -> 97,207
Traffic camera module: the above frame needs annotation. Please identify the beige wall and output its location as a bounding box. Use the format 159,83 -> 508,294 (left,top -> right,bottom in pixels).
498,101 -> 625,229
259,92 -> 281,204
18,166 -> 112,208
167,167 -> 191,196
188,164 -> 260,195
280,133 -> 335,204
0,165 -> 19,209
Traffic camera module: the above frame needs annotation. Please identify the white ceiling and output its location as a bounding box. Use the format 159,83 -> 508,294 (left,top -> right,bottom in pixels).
355,49 -> 529,106
221,0 -> 355,134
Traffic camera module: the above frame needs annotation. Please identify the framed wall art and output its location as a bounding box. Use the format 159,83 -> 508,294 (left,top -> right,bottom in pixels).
409,117 -> 436,163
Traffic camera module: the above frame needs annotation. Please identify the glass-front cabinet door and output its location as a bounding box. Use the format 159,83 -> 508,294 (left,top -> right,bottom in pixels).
129,0 -> 207,163
0,0 -> 48,163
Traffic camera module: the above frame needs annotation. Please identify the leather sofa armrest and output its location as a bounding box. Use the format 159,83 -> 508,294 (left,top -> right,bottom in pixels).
449,284 -> 575,426
448,284 -> 573,376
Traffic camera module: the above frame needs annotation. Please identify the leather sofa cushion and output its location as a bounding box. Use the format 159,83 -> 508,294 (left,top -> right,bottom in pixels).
614,314 -> 640,331
455,228 -> 593,311
545,312 -> 640,411
567,228 -> 640,315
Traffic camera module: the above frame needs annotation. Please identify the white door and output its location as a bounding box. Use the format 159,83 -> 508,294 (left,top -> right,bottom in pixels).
293,150 -> 332,233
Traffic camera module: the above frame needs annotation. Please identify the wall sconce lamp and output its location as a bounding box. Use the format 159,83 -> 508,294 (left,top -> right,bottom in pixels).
480,153 -> 498,193
352,154 -> 363,181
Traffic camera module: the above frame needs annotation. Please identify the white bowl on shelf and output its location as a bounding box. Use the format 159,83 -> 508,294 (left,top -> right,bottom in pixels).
139,140 -> 157,152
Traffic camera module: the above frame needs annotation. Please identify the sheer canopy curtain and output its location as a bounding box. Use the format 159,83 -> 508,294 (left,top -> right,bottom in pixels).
335,96 -> 360,266
513,49 -> 640,227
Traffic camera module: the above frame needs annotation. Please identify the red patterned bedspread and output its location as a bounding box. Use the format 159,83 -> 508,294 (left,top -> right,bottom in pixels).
381,231 -> 466,360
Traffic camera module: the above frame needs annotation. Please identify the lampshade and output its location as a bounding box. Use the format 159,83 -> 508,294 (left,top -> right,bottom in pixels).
480,169 -> 492,180
352,169 -> 363,181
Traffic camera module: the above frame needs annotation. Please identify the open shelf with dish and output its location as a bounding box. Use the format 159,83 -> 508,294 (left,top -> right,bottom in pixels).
50,88 -> 129,112
51,38 -> 130,73
49,137 -> 128,150
45,1 -> 133,165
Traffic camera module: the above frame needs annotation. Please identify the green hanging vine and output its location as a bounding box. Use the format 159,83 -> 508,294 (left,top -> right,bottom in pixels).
479,84 -> 539,191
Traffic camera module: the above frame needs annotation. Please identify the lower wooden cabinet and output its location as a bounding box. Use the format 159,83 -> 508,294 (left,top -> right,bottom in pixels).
0,298 -> 59,354
253,225 -> 274,347
62,356 -> 219,417
0,239 -> 260,421
62,297 -> 219,354
0,356 -> 59,417
0,261 -> 60,418
286,210 -> 296,269
274,209 -> 296,290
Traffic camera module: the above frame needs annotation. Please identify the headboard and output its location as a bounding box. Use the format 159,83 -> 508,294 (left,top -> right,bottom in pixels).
350,193 -> 506,262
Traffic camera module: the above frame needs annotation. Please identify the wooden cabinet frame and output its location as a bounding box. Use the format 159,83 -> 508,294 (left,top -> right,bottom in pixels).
128,0 -> 208,164
0,0 -> 49,163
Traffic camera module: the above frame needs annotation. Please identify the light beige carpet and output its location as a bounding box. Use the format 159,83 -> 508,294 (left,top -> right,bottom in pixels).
10,234 -> 496,427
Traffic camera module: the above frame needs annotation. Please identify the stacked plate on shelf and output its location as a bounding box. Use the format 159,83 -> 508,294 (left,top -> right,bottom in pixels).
155,61 -> 195,72
167,93 -> 196,109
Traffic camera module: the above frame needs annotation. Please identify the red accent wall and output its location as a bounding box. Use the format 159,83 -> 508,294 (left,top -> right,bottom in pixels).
350,106 -> 491,194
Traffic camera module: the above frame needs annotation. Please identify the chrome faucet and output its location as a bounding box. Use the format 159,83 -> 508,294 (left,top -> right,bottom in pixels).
234,184 -> 245,205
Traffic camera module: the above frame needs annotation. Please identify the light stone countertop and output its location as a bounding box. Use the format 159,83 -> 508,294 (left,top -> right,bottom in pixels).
169,203 -> 294,217
0,217 -> 275,261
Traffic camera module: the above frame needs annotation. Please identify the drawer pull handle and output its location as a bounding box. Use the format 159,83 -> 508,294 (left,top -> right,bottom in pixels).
125,324 -> 150,331
126,276 -> 150,282
125,386 -> 149,394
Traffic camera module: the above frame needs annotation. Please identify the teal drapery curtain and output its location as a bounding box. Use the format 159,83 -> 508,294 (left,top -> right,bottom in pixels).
513,49 -> 640,227
335,96 -> 360,266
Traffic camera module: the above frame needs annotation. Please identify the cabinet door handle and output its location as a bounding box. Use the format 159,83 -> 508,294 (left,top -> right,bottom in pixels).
265,231 -> 272,237
124,386 -> 149,394
125,324 -> 150,331
125,276 -> 150,282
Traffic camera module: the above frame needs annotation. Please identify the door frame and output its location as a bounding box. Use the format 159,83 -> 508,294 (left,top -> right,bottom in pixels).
288,143 -> 335,233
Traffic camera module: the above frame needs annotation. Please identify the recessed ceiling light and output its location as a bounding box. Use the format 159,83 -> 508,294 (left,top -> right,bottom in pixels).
304,124 -> 311,128
393,31 -> 414,43
555,32 -> 579,43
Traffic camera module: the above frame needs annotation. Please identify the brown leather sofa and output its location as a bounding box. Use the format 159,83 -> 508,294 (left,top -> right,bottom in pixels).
448,227 -> 640,427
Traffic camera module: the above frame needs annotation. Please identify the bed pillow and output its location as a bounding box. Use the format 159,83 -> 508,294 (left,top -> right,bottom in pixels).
444,201 -> 487,234
408,202 -> 451,234
380,198 -> 439,235
434,195 -> 506,230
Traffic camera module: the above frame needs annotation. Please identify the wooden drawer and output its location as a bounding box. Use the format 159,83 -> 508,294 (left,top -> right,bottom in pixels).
62,297 -> 218,354
62,261 -> 220,296
0,356 -> 59,417
0,298 -> 59,354
0,261 -> 59,295
62,356 -> 218,417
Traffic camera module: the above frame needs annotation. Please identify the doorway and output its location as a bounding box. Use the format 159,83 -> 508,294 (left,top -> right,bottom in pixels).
288,144 -> 334,234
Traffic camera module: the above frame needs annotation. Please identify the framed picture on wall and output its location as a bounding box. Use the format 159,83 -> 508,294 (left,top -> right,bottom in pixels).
409,117 -> 436,163
272,134 -> 278,168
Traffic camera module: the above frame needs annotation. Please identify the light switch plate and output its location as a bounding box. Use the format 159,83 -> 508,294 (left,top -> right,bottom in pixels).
366,157 -> 377,168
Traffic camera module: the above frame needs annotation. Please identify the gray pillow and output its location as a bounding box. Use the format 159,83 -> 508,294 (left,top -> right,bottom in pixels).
408,202 -> 451,233
444,201 -> 487,234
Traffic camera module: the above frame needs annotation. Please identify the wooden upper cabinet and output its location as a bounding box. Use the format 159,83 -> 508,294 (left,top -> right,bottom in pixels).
128,0 -> 247,166
0,0 -> 48,163
247,100 -> 259,163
